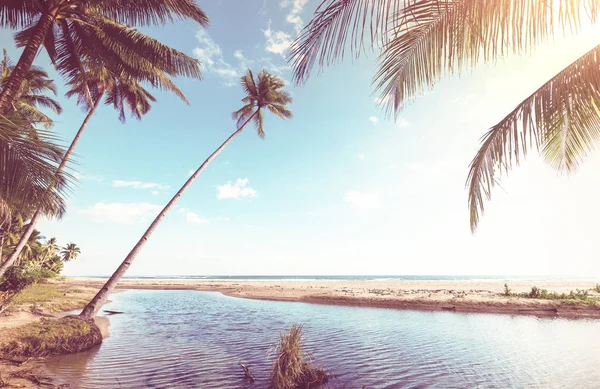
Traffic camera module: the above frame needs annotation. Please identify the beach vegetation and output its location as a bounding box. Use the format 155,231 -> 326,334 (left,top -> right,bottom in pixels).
0,316 -> 101,358
269,324 -> 328,389
79,69 -> 293,319
503,283 -> 511,296
291,0 -> 600,231
505,286 -> 597,303
594,284 -> 600,293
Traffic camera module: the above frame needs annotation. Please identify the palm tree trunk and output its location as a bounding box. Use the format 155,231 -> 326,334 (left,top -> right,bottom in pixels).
0,95 -> 103,278
0,12 -> 56,115
79,112 -> 258,319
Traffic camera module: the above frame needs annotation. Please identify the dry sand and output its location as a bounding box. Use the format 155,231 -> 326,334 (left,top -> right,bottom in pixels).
63,277 -> 600,318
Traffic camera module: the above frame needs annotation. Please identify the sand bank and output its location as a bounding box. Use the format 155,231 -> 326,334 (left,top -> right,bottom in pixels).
0,283 -> 109,388
63,278 -> 600,319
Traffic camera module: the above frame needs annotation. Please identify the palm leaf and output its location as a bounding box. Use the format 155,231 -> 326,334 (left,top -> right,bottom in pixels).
94,0 -> 209,28
467,44 -> 600,232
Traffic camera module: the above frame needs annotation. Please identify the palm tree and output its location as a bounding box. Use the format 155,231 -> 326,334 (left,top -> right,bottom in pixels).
60,242 -> 80,262
79,69 -> 293,319
290,0 -> 600,231
0,0 -> 208,114
0,59 -> 187,278
0,60 -> 70,262
1,49 -> 62,128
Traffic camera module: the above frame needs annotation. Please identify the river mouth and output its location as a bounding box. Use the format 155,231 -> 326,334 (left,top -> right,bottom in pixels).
45,289 -> 600,388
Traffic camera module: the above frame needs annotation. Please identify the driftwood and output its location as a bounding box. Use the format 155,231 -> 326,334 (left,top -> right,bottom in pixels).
240,363 -> 255,383
103,310 -> 124,315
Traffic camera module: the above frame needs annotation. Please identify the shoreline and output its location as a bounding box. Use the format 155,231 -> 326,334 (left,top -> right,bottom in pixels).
63,278 -> 600,319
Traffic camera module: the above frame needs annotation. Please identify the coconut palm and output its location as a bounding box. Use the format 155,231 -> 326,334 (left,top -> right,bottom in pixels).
0,58 -> 187,278
0,0 -> 208,114
0,63 -> 69,261
79,69 -> 293,319
60,242 -> 80,262
1,49 -> 62,129
290,0 -> 600,231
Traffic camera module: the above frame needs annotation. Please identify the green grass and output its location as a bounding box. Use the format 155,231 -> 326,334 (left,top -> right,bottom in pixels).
10,283 -> 96,313
595,284 -> 600,293
0,316 -> 102,358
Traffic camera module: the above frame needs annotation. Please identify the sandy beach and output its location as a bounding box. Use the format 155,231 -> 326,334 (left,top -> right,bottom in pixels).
63,277 -> 600,318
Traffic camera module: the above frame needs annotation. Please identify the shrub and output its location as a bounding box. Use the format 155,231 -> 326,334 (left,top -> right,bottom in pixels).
594,284 -> 600,293
528,286 -> 540,298
503,283 -> 511,296
0,265 -> 55,293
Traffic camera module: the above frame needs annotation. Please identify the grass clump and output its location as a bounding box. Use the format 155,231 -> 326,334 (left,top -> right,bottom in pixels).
595,284 -> 600,293
0,316 -> 102,358
503,283 -> 511,296
269,324 -> 328,389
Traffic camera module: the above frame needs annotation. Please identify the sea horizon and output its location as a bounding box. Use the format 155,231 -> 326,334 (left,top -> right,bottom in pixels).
68,274 -> 600,282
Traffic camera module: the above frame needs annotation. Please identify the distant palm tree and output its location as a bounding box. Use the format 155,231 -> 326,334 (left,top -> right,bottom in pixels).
0,0 -> 208,114
80,69 -> 293,319
60,243 -> 80,263
0,59 -> 188,278
290,0 -> 600,231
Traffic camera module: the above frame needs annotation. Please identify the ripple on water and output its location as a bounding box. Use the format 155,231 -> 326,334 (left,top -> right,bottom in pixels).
45,290 -> 600,389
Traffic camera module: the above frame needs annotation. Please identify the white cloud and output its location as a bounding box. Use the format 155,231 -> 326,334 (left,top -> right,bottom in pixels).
186,211 -> 209,225
74,173 -> 104,183
344,191 -> 380,210
397,117 -> 410,128
358,154 -> 365,160
112,180 -> 170,190
369,116 -> 379,125
264,22 -> 292,56
194,30 -> 289,85
281,0 -> 309,33
78,202 -> 161,224
389,163 -> 397,169
151,191 -> 159,196
217,178 -> 258,200
193,30 -> 242,85
188,169 -> 195,177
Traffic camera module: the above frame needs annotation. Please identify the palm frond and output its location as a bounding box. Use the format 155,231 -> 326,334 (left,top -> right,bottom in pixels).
467,44 -> 600,232
232,104 -> 255,129
94,0 -> 209,28
254,108 -> 265,138
292,0 -> 600,116
0,0 -> 38,29
0,114 -> 74,221
289,0 -> 405,84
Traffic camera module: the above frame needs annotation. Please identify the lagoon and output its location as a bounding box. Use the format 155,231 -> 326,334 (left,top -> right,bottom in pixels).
47,289 -> 600,388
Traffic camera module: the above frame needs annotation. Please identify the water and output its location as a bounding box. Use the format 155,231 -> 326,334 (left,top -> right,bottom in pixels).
46,290 -> 600,388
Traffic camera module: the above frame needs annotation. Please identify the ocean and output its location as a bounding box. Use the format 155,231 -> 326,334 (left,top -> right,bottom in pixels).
46,289 -> 600,388
79,274 -> 597,282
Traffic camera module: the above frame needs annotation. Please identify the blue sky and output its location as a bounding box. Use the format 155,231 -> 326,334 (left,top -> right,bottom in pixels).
3,1 -> 600,277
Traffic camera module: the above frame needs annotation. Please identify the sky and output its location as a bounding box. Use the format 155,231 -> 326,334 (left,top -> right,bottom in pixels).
2,0 -> 600,277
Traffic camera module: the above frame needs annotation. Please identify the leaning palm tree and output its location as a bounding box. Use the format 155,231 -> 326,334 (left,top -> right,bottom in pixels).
80,69 -> 293,319
60,242 -> 80,262
0,59 -> 187,278
290,0 -> 600,231
0,0 -> 208,114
